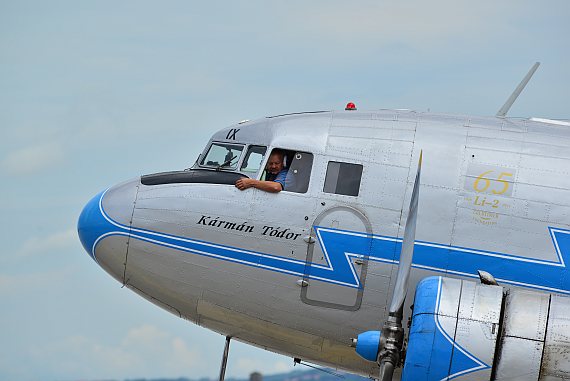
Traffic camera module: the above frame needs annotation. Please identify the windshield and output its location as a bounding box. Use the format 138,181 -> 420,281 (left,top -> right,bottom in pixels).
201,143 -> 244,169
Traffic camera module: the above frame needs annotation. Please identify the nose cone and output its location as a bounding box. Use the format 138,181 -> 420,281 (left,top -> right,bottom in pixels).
77,179 -> 139,282
78,190 -> 110,258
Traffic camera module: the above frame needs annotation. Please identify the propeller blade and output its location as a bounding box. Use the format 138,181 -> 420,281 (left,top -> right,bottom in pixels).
389,151 -> 422,315
378,151 -> 422,381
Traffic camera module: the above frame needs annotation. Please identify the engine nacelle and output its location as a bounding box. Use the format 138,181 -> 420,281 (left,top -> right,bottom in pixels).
402,276 -> 570,381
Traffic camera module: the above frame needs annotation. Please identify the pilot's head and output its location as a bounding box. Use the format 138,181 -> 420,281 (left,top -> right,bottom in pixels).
266,150 -> 284,175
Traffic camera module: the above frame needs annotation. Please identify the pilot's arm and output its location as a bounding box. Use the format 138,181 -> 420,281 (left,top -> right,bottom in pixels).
236,169 -> 287,193
235,178 -> 283,193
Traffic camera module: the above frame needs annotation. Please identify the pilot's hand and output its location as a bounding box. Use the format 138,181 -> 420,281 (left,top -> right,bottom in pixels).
235,178 -> 253,190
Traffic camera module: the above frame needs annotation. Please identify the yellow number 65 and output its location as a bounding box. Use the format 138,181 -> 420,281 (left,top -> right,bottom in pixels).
473,170 -> 493,192
492,172 -> 513,195
473,171 -> 513,194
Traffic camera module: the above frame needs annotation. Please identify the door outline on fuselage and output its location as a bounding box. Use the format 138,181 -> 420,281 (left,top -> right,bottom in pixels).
301,205 -> 372,311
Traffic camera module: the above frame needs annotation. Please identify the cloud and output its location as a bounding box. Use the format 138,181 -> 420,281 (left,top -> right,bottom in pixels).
120,325 -> 203,375
248,0 -> 522,70
286,1 -> 514,46
233,357 -> 295,376
17,228 -> 76,257
0,142 -> 65,175
19,322 -> 292,380
0,266 -> 75,295
27,324 -> 204,380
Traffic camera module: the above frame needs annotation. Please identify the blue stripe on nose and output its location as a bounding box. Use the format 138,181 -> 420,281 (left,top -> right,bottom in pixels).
77,190 -> 121,261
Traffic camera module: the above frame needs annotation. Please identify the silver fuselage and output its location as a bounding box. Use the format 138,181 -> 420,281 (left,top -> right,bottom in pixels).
78,110 -> 570,378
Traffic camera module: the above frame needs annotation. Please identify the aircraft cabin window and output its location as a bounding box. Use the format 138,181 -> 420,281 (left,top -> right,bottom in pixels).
263,149 -> 313,193
240,145 -> 267,174
201,143 -> 244,170
323,161 -> 363,196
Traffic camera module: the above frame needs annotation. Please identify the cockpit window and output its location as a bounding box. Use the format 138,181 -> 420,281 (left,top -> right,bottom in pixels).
262,149 -> 313,193
240,145 -> 267,174
201,143 -> 244,170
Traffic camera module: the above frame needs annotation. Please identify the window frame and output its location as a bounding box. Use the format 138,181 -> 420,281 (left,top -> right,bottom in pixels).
239,145 -> 268,175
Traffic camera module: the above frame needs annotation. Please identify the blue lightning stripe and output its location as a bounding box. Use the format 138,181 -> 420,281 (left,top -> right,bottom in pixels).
79,191 -> 570,294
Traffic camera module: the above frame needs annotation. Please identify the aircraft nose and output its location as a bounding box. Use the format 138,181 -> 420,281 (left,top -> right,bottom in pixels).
77,179 -> 139,283
77,190 -> 108,258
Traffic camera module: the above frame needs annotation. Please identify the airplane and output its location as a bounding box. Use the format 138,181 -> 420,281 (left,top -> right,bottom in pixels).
77,62 -> 570,380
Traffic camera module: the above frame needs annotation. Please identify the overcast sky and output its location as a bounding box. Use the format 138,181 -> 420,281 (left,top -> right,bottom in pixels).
1,1 -> 569,380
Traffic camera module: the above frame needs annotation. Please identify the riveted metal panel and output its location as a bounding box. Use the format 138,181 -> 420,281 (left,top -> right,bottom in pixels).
503,290 -> 549,341
458,280 -> 502,323
450,280 -> 502,381
450,318 -> 496,380
438,277 -> 462,317
540,376 -> 569,381
495,336 -> 543,381
541,294 -> 570,380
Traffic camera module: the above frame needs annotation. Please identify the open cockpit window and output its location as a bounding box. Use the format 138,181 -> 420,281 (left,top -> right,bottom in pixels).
201,142 -> 244,170
263,148 -> 313,193
240,145 -> 267,174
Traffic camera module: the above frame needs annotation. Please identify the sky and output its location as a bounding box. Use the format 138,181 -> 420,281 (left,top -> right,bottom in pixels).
1,1 -> 569,380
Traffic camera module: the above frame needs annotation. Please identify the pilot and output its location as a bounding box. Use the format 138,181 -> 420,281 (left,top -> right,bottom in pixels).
235,150 -> 288,193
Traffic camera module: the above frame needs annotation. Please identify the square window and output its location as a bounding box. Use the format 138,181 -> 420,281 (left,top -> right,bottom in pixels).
323,161 -> 363,196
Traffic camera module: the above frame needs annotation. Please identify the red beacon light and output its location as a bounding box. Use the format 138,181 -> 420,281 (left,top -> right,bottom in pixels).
345,102 -> 357,111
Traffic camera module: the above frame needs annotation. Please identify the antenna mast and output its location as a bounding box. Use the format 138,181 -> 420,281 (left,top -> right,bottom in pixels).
496,62 -> 540,117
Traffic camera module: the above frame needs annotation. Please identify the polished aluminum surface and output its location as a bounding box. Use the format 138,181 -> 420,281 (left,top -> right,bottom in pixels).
78,109 -> 570,379
542,295 -> 570,380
